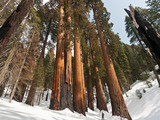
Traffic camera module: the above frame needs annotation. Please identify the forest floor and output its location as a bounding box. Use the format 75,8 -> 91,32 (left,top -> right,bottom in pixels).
0,72 -> 160,120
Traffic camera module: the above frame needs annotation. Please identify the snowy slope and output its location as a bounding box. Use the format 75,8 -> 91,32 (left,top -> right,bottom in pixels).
126,79 -> 160,120
0,98 -> 123,120
0,72 -> 160,120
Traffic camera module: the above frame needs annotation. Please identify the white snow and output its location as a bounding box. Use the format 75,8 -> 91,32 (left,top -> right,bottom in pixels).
0,98 -> 123,120
1,72 -> 160,120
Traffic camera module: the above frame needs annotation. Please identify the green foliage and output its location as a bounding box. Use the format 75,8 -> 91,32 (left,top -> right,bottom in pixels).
44,51 -> 54,88
34,58 -> 45,89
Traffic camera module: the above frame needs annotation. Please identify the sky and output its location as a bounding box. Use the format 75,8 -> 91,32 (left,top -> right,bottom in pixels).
102,0 -> 147,44
43,0 -> 147,44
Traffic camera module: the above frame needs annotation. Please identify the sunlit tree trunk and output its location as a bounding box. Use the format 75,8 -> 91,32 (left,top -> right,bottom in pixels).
60,0 -> 73,110
49,0 -> 65,110
73,21 -> 86,115
92,2 -> 131,120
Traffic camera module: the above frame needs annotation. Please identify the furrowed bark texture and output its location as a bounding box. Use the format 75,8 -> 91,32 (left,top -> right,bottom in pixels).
73,21 -> 86,115
92,2 -> 131,120
50,0 -> 65,110
0,0 -> 34,54
60,0 -> 73,110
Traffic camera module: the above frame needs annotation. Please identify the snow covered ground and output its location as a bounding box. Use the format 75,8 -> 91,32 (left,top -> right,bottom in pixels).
0,98 -> 122,120
0,72 -> 160,120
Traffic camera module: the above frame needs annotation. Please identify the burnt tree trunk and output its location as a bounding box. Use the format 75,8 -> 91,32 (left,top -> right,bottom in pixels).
125,5 -> 160,67
49,0 -> 65,110
73,21 -> 86,115
0,0 -> 34,54
92,2 -> 131,120
89,39 -> 108,111
60,0 -> 73,111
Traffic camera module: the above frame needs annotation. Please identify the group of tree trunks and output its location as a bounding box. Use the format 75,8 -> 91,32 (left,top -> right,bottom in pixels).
7,0 -> 160,120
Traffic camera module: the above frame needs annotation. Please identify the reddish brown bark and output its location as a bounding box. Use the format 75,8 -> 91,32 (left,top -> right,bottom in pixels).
81,49 -> 87,112
86,55 -> 94,110
73,21 -> 86,115
50,0 -> 65,110
60,0 -> 73,110
92,2 -> 131,120
89,39 -> 108,111
0,0 -> 34,54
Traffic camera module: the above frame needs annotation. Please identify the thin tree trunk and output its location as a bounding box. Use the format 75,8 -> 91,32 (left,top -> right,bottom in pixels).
0,0 -> 12,14
92,2 -> 131,120
9,31 -> 35,103
89,39 -> 108,111
73,21 -> 86,115
86,55 -> 94,110
49,0 -> 65,110
0,46 -> 16,84
39,18 -> 52,59
81,48 -> 87,112
0,0 -> 34,54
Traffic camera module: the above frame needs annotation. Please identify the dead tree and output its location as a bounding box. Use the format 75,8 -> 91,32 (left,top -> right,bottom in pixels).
125,5 -> 160,67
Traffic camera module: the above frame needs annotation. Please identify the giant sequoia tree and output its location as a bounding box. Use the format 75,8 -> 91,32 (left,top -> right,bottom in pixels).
0,0 -> 34,54
92,0 -> 131,119
50,0 -> 65,110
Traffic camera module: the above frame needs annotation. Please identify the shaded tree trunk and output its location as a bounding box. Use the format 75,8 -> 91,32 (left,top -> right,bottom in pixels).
49,0 -> 65,110
0,0 -> 34,54
81,49 -> 87,112
9,31 -> 34,103
73,21 -> 86,115
39,18 -> 52,59
25,78 -> 37,106
89,39 -> 108,111
15,82 -> 27,102
92,2 -> 131,120
86,55 -> 94,110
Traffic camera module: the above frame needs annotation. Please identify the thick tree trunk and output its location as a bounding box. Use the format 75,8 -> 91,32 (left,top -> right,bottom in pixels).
73,21 -> 86,115
60,0 -> 73,110
92,2 -> 131,120
0,0 -> 34,54
86,55 -> 94,110
25,77 -> 37,106
16,82 -> 27,102
49,0 -> 65,110
89,39 -> 108,111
